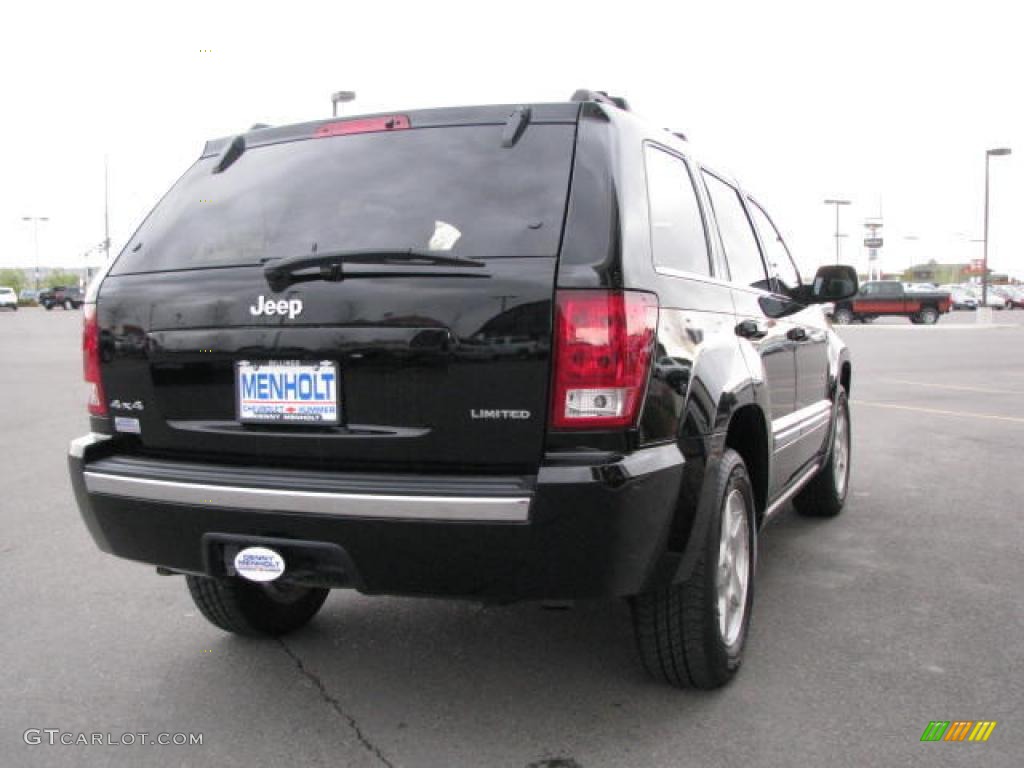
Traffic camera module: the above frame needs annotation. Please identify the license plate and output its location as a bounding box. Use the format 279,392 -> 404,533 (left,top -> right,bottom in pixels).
236,360 -> 340,425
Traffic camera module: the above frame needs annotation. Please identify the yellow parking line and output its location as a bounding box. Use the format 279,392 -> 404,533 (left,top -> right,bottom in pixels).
851,400 -> 1024,425
880,378 -> 1022,396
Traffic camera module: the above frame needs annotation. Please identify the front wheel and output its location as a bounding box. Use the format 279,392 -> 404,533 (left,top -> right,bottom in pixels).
832,307 -> 853,325
186,576 -> 329,636
631,449 -> 756,689
794,388 -> 851,517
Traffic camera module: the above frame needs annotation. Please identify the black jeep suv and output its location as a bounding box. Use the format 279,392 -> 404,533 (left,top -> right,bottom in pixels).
69,91 -> 857,689
40,285 -> 84,310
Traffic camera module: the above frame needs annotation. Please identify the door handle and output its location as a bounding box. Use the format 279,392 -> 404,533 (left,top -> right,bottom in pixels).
787,327 -> 807,341
735,319 -> 767,339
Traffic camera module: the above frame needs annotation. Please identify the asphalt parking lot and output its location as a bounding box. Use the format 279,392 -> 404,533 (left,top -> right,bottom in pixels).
2,306 -> 1022,767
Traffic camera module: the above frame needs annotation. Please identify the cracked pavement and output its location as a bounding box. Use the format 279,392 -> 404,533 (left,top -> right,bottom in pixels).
278,639 -> 395,768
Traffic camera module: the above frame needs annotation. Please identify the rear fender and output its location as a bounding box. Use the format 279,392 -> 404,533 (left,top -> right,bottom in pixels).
649,340 -> 772,587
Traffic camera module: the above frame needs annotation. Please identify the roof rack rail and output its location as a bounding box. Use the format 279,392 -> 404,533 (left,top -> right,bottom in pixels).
570,89 -> 631,111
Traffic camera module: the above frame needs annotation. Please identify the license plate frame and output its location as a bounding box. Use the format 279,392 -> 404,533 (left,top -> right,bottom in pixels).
235,360 -> 341,426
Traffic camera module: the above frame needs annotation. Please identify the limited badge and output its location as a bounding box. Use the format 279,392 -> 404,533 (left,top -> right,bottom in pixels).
233,547 -> 286,582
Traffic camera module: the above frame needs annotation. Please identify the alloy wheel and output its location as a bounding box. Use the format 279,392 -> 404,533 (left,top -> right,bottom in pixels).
717,488 -> 750,647
833,406 -> 850,497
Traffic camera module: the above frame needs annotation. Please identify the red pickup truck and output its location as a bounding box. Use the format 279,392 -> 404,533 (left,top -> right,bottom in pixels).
831,281 -> 951,325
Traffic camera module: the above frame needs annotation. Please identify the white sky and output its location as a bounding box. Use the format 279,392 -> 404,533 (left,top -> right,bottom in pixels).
1,0 -> 1022,279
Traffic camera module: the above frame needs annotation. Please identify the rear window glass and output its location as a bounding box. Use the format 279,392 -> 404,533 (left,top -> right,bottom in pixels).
643,145 -> 711,276
112,124 -> 576,274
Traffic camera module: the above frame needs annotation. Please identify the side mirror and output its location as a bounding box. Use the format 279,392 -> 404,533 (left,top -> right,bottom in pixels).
806,265 -> 858,303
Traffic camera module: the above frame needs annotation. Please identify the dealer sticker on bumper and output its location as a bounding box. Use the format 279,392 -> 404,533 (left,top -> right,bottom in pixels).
234,547 -> 286,582
236,360 -> 339,425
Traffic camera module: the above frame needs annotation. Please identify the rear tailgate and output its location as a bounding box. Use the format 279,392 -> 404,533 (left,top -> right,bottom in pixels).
94,108 -> 578,472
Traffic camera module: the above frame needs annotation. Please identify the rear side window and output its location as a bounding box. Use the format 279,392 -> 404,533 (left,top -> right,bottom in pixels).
112,124 -> 576,274
643,145 -> 711,276
702,172 -> 768,291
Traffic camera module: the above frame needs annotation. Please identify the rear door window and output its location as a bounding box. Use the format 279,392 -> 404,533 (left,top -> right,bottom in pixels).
701,172 -> 769,291
643,145 -> 711,276
112,124 -> 577,275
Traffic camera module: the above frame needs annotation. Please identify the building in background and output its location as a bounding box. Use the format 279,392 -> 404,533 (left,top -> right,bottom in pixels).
902,260 -> 1014,285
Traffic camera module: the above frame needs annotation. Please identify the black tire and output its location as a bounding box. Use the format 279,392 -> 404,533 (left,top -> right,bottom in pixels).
185,575 -> 329,637
917,306 -> 938,325
832,307 -> 853,325
794,388 -> 851,518
44,303 -> 53,310
631,449 -> 756,689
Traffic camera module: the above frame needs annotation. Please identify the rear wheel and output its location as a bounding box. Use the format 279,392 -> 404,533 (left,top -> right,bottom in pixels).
63,299 -> 73,310
794,388 -> 851,517
631,449 -> 755,689
185,576 -> 329,636
917,306 -> 938,324
832,307 -> 853,325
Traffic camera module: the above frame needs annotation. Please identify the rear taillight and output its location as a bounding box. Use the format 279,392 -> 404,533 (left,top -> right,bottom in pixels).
83,305 -> 106,416
550,290 -> 658,430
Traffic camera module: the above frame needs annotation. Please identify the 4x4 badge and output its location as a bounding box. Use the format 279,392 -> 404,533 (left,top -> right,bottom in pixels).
250,296 -> 303,319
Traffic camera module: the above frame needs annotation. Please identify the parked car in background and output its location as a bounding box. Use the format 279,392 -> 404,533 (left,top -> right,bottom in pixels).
832,280 -> 951,324
0,286 -> 17,311
968,287 -> 1008,310
940,285 -> 978,310
19,288 -> 39,303
999,286 -> 1024,309
989,285 -> 1020,309
38,285 -> 84,310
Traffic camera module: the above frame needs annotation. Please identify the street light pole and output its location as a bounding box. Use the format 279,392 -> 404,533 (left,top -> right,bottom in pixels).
103,156 -> 111,264
824,199 -> 851,265
982,148 -> 1011,305
903,235 -> 919,276
331,90 -> 356,117
21,216 -> 50,290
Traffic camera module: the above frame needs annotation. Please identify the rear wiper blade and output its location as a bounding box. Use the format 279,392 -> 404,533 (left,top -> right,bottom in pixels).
263,248 -> 486,291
